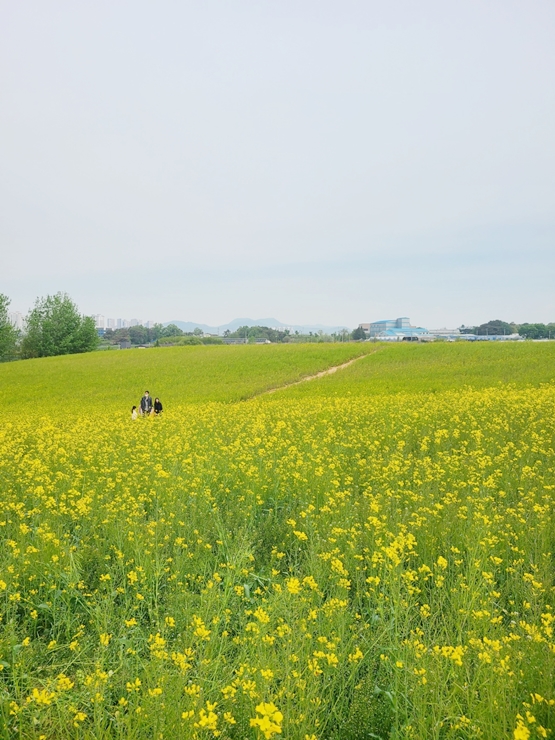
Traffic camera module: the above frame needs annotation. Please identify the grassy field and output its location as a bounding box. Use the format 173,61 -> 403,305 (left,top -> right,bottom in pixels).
0,343 -> 554,739
0,343 -> 374,414
273,341 -> 555,398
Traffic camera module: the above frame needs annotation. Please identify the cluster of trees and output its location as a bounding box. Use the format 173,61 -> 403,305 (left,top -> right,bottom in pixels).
0,292 -> 98,362
104,324 -> 164,345
157,335 -> 223,346
351,326 -> 367,340
0,294 -> 19,361
516,323 -> 555,339
459,319 -> 513,335
460,319 -> 555,338
460,319 -> 515,335
103,323 -> 215,346
156,325 -> 222,344
224,326 -> 358,343
224,325 -> 291,343
291,329 -> 353,343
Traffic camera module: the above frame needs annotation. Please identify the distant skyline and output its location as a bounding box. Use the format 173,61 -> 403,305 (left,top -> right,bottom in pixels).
2,1 -> 554,327
90,315 -> 352,334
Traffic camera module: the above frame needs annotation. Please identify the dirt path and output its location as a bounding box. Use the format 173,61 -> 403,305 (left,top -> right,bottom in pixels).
250,352 -> 370,399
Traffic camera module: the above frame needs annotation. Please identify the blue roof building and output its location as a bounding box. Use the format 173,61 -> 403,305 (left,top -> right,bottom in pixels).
361,317 -> 430,340
368,317 -> 410,336
377,327 -> 430,341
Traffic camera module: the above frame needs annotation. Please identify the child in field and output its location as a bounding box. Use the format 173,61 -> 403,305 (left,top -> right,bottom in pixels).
154,397 -> 163,415
131,405 -> 138,420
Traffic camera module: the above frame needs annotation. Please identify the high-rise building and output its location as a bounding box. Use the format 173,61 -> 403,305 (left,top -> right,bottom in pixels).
8,311 -> 24,330
95,316 -> 155,330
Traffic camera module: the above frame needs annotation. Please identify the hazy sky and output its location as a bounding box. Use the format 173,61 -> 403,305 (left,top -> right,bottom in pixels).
2,1 -> 554,328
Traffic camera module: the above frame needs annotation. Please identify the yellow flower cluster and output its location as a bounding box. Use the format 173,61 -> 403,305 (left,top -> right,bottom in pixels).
250,701 -> 283,739
0,382 -> 554,737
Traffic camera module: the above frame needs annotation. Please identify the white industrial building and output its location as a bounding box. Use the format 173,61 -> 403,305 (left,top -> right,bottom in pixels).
359,317 -> 431,341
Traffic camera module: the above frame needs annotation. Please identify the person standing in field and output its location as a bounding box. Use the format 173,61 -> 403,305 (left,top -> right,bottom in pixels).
154,397 -> 163,415
131,405 -> 138,420
140,390 -> 153,416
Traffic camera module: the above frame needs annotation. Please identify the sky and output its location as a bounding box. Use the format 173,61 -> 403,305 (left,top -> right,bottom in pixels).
1,0 -> 554,329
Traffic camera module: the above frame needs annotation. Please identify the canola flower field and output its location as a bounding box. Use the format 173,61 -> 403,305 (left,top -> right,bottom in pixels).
1,342 -> 554,739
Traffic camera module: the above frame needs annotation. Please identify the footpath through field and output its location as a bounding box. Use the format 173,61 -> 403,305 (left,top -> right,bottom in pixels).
247,350 -> 375,398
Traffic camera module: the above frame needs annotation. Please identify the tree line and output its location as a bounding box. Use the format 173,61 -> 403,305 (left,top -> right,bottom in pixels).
224,325 -> 291,343
104,324 -> 225,346
0,292 -> 98,362
3,294 -> 555,364
225,325 -> 361,343
460,319 -> 555,339
104,323 -> 177,346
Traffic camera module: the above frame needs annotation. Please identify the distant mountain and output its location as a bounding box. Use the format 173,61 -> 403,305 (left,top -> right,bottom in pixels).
164,318 -> 351,335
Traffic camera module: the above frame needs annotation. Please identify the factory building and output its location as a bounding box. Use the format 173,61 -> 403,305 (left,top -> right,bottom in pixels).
359,317 -> 430,341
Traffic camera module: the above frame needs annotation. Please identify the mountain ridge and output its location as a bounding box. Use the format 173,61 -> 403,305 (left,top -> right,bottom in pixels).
164,317 -> 351,334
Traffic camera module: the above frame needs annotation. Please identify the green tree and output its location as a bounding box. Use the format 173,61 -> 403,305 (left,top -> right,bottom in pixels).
150,323 -> 164,341
0,294 -> 19,361
517,323 -> 547,339
161,324 -> 183,338
351,326 -> 366,341
103,328 -> 130,344
475,320 -> 512,336
225,325 -> 290,343
129,325 -> 149,345
21,293 -> 98,359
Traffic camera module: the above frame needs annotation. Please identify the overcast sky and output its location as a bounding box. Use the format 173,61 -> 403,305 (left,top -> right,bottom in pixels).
1,0 -> 554,328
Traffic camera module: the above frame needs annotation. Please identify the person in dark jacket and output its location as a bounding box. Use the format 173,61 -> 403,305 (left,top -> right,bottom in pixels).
140,390 -> 153,415
154,397 -> 163,415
